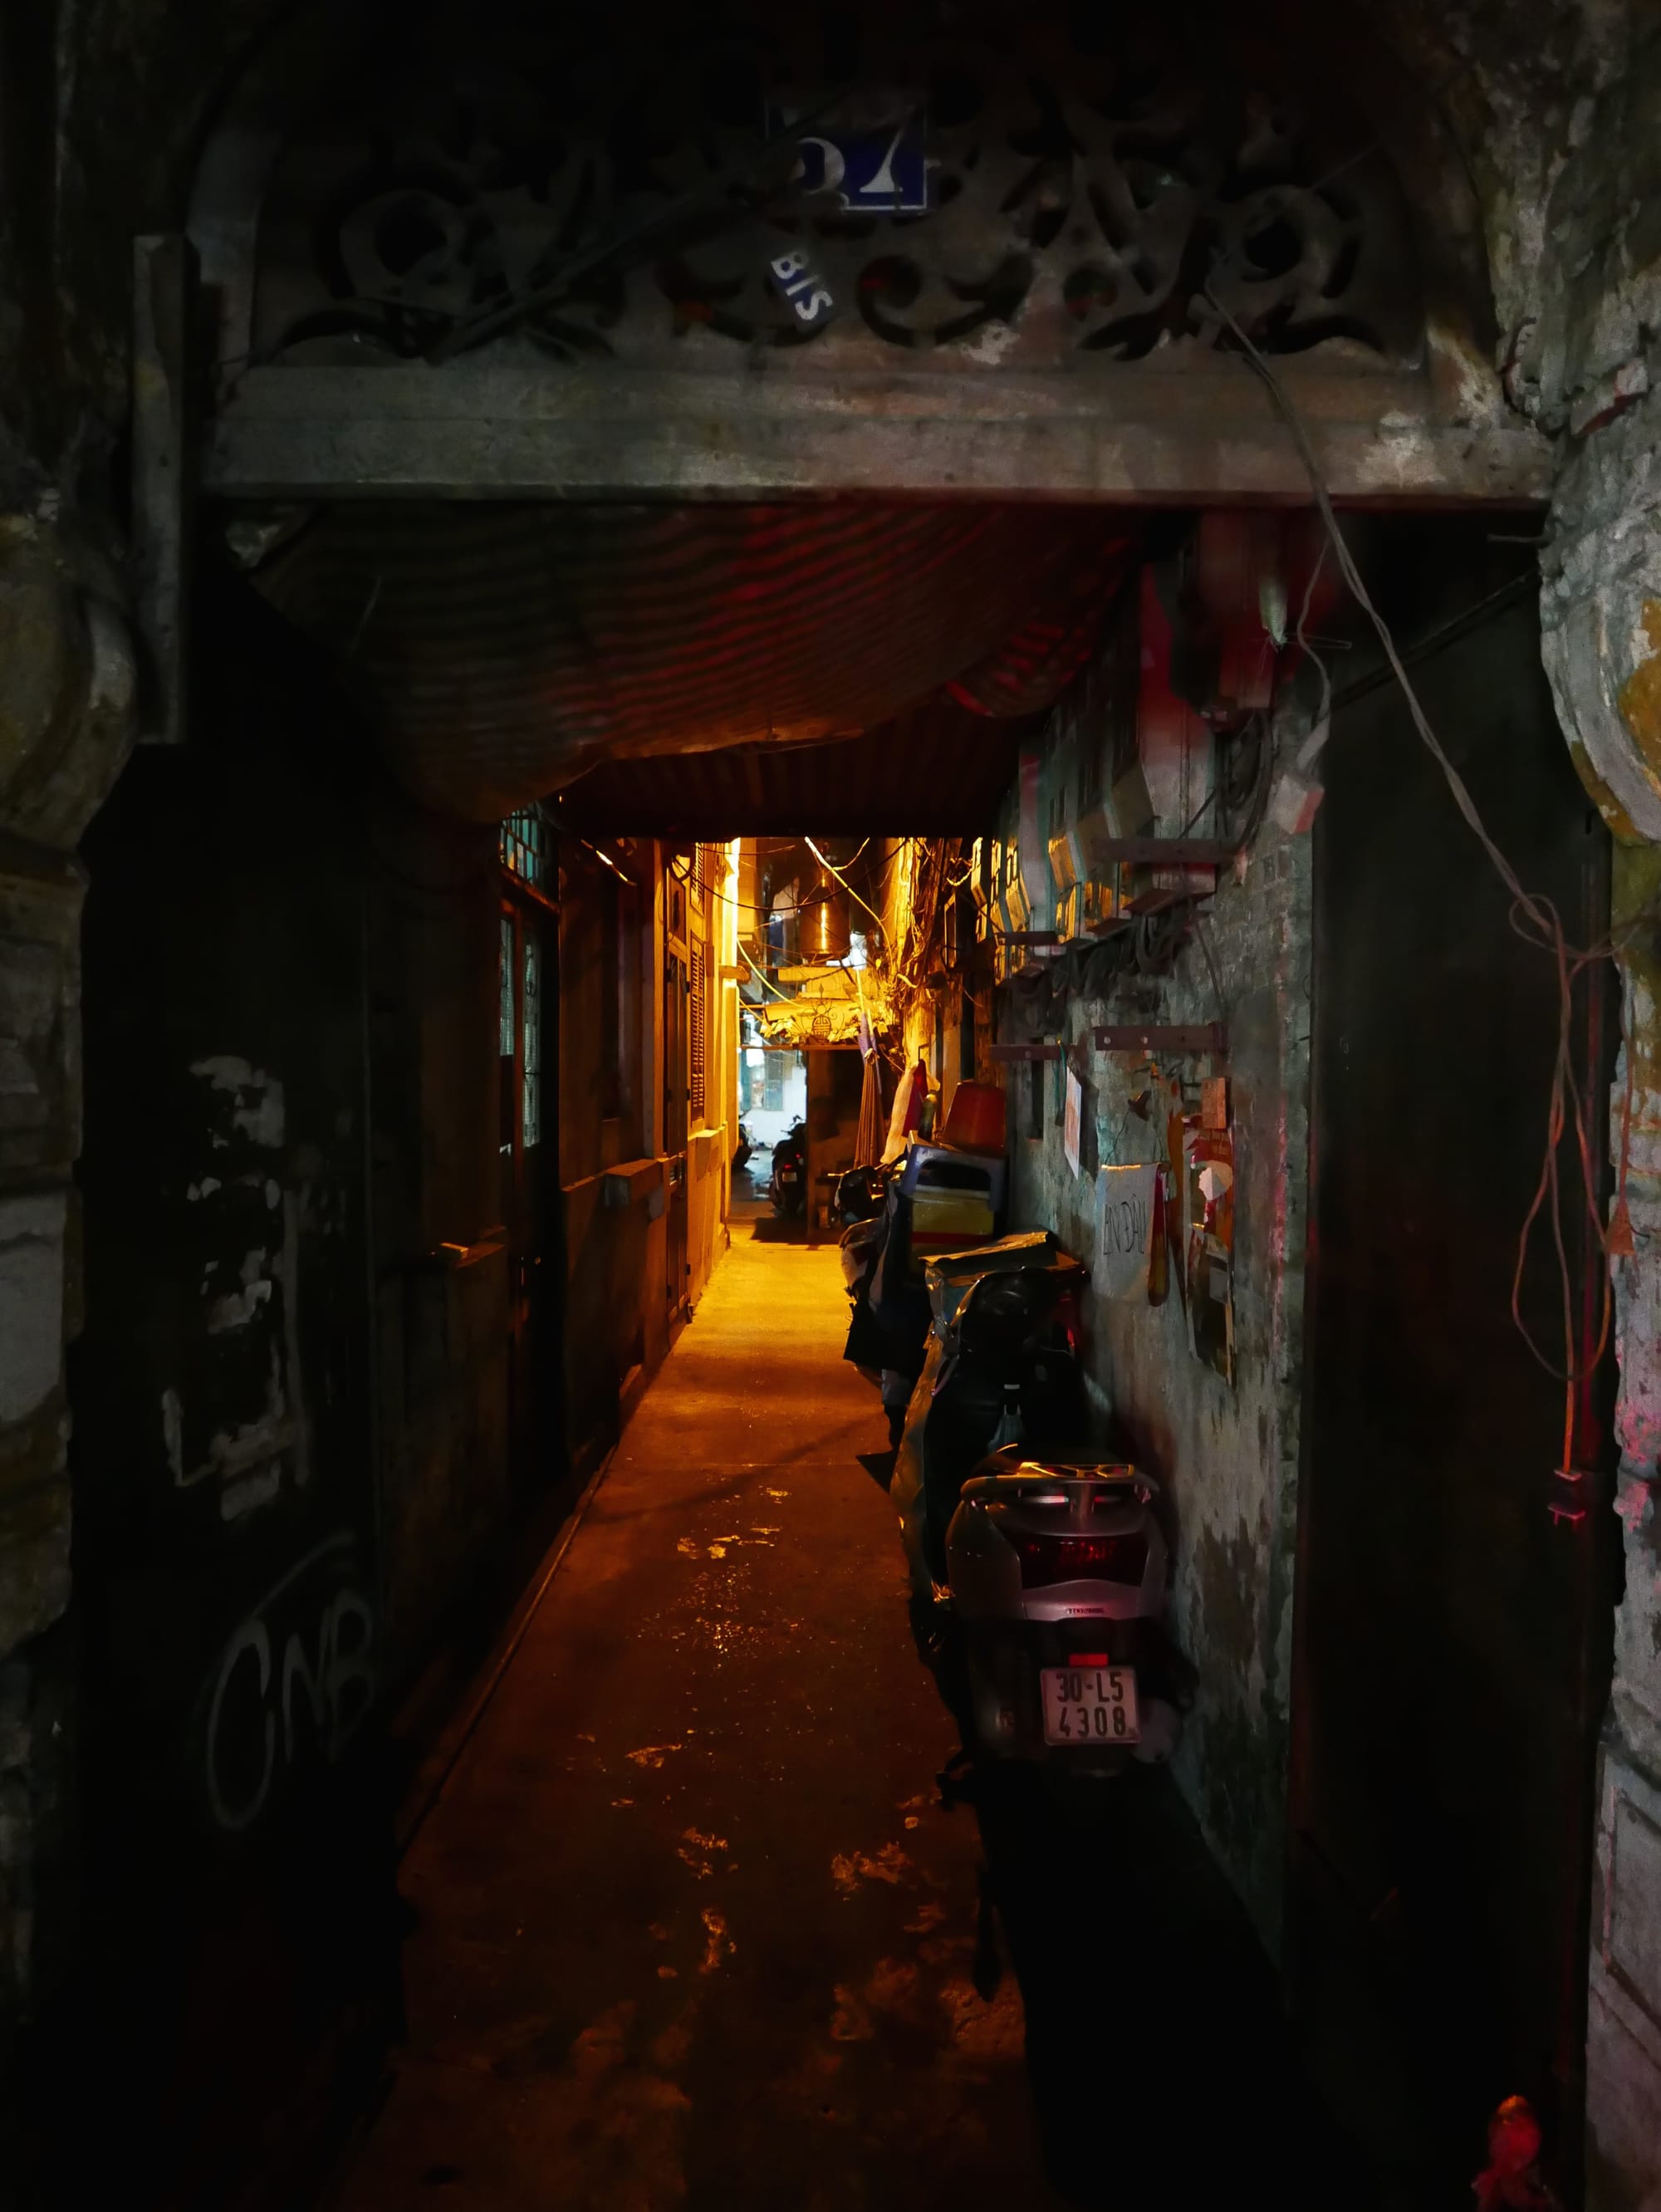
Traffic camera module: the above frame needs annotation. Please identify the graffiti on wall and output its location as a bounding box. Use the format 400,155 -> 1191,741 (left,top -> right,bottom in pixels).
201,1529 -> 375,1834
162,1057 -> 312,1522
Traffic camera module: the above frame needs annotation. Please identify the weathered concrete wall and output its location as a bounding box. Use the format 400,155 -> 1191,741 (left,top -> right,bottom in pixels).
0,519 -> 134,2197
1586,855 -> 1661,2210
1003,807 -> 1310,1950
1516,14 -> 1661,2198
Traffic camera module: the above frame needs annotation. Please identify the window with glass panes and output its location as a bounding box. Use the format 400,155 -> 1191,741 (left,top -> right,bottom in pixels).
498,915 -> 515,1159
688,940 -> 707,1124
522,931 -> 541,1150
500,807 -> 547,888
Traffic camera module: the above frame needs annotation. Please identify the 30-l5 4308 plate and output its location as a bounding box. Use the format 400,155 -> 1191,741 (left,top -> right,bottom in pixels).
1040,1666 -> 1139,1746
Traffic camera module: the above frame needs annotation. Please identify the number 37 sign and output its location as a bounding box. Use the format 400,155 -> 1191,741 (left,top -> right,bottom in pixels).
773,107 -> 929,213
765,106 -> 929,332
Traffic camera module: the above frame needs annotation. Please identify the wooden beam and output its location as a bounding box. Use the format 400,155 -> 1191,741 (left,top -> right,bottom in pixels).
1125,885 -> 1211,915
1090,837 -> 1238,866
1094,1023 -> 1226,1055
988,1042 -> 1063,1062
203,361 -> 1551,507
132,235 -> 199,743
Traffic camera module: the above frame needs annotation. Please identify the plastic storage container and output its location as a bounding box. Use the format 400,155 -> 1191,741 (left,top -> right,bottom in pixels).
899,1145 -> 1009,1275
939,1081 -> 1007,1155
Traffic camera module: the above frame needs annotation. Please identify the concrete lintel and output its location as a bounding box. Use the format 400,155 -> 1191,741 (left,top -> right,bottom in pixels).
203,364 -> 1552,507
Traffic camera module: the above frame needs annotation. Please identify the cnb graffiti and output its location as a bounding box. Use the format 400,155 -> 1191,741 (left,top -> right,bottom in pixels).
201,1530 -> 375,1834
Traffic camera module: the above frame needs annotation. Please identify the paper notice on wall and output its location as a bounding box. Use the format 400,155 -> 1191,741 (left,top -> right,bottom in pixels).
1095,1163 -> 1161,1301
1063,1070 -> 1084,1179
1183,1125 -> 1235,1382
1184,1126 -> 1234,1255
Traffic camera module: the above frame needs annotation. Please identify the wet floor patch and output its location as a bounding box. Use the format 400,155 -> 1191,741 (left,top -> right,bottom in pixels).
330,1238 -> 1354,2211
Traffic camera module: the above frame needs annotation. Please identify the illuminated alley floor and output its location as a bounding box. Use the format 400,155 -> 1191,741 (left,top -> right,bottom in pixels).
328,1229 -> 1363,2211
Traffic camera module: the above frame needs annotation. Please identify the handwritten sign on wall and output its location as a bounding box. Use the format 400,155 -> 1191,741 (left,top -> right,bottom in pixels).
1095,1163 -> 1161,1301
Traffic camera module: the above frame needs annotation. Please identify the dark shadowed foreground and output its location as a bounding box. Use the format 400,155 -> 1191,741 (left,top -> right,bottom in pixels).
327,1229 -> 1362,2210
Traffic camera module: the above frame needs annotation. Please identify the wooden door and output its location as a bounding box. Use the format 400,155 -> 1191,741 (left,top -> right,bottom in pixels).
1291,575 -> 1618,2196
501,898 -> 557,1491
664,945 -> 689,1319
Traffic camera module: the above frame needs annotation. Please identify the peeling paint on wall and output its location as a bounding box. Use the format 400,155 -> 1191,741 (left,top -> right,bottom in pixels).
189,1056 -> 287,1149
154,1066 -> 312,1519
1005,807 -> 1311,1951
1616,600 -> 1661,781
0,1192 -> 67,1426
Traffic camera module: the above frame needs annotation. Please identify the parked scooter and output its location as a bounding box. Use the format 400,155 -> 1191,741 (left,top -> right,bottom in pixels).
890,1237 -> 1088,1599
733,1122 -> 754,1175
770,1119 -> 807,1218
947,1449 -> 1192,1773
835,1165 -> 888,1226
841,1172 -> 932,1444
889,1234 -> 1195,1773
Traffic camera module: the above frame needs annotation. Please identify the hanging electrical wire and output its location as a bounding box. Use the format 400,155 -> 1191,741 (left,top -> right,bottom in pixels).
737,939 -> 793,1002
1206,282 -> 1632,1472
804,835 -> 887,935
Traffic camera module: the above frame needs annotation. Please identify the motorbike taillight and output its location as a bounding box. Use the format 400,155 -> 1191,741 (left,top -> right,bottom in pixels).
1053,1288 -> 1080,1356
1008,1531 -> 1149,1587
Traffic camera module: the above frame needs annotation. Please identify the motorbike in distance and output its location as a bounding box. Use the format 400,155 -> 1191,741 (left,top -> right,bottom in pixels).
835,1165 -> 888,1225
770,1118 -> 807,1218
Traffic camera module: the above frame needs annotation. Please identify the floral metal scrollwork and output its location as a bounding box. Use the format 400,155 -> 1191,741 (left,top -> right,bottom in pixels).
250,11 -> 1421,372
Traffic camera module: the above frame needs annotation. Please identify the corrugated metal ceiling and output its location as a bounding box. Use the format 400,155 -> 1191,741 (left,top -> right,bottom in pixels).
553,696 -> 1038,838
254,500 -> 1128,822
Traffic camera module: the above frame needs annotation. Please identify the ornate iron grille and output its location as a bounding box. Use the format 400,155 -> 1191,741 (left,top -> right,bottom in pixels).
249,5 -> 1422,375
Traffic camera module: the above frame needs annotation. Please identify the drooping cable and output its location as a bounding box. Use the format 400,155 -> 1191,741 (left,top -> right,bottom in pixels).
1206,284 -> 1630,1465
737,939 -> 793,1002
804,834 -> 887,935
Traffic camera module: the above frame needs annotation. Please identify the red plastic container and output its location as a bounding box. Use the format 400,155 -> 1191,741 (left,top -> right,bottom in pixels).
940,1080 -> 1007,1156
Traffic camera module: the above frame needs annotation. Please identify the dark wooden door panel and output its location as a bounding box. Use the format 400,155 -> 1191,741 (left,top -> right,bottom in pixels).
1293,581 -> 1617,2195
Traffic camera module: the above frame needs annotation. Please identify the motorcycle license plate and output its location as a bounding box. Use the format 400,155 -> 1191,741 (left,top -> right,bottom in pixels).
779,1169 -> 798,1182
1041,1666 -> 1139,1747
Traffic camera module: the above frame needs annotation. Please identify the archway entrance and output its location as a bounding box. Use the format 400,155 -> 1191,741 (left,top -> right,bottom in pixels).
63,5 -> 1621,2208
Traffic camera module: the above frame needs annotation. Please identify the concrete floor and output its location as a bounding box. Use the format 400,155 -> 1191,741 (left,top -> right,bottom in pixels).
331,1226 -> 1359,2210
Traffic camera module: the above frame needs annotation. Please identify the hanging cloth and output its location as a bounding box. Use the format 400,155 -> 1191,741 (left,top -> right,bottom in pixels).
855,1054 -> 886,1168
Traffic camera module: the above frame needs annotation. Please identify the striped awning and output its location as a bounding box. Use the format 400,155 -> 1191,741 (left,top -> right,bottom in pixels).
256,500 -> 1129,821
554,694 -> 1039,838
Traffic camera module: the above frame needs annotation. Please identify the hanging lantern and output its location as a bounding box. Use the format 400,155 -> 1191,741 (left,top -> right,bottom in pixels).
801,868 -> 851,963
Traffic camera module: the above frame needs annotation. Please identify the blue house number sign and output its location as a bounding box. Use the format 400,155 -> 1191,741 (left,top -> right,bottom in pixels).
764,106 -> 928,331
777,109 -> 930,214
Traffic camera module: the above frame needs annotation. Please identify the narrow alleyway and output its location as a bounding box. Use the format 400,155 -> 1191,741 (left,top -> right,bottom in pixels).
328,1229 -> 1361,2211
